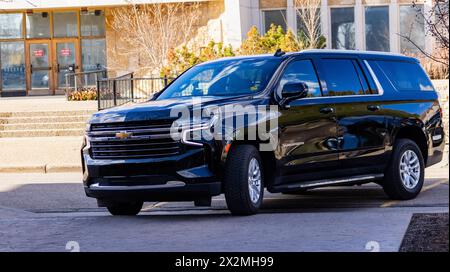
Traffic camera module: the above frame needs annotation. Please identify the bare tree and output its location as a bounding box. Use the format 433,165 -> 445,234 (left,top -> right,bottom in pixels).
109,1 -> 201,74
294,0 -> 322,49
399,0 -> 449,67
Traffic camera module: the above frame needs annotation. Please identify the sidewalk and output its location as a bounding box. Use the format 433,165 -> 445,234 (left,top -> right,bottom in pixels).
0,136 -> 83,173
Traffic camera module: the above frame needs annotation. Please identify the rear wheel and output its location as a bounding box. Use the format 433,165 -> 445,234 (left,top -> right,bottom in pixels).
383,139 -> 424,200
106,201 -> 143,216
224,145 -> 264,215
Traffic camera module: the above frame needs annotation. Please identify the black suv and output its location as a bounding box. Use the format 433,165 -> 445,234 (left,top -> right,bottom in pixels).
82,50 -> 445,216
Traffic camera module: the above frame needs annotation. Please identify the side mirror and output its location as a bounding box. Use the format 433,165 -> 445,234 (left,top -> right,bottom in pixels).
280,82 -> 308,107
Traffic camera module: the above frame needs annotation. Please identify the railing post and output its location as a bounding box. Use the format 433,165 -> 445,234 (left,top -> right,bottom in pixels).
164,75 -> 168,87
113,79 -> 117,107
65,74 -> 69,100
130,73 -> 134,102
74,73 -> 77,92
97,79 -> 101,111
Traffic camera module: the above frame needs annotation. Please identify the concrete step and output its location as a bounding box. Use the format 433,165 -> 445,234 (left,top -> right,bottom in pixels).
0,122 -> 86,131
0,115 -> 91,124
0,110 -> 96,118
0,129 -> 84,138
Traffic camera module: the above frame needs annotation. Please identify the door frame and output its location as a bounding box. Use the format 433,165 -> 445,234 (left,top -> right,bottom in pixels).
274,56 -> 340,184
52,38 -> 80,95
25,39 -> 53,96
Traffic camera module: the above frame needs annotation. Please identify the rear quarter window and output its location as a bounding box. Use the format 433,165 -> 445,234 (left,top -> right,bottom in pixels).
374,60 -> 434,91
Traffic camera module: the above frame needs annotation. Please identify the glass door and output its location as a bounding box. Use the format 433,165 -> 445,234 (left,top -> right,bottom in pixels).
27,41 -> 52,95
53,39 -> 79,94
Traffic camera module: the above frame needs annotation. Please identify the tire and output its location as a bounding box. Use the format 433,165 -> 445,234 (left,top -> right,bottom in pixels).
224,145 -> 264,215
106,201 -> 143,216
383,139 -> 425,200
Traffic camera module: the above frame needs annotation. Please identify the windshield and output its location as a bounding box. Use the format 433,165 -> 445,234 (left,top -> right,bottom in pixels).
157,58 -> 282,100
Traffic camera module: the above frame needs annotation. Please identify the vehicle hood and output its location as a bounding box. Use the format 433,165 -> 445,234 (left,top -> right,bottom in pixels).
89,95 -> 265,124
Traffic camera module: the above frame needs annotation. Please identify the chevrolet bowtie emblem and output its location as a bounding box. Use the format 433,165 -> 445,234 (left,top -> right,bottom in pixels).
116,131 -> 132,139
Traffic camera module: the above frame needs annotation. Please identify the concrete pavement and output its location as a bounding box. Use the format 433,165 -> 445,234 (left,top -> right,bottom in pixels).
0,136 -> 83,173
0,166 -> 447,252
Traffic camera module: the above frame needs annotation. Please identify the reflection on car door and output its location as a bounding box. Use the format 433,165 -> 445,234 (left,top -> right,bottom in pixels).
317,57 -> 387,174
276,58 -> 339,185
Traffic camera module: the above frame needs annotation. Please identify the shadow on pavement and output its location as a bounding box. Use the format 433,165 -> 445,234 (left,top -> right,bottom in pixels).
0,178 -> 447,216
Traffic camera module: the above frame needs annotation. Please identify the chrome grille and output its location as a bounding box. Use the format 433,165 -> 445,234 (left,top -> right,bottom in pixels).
88,120 -> 180,159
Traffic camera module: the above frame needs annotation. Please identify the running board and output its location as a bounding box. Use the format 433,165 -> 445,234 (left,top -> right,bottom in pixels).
271,174 -> 384,192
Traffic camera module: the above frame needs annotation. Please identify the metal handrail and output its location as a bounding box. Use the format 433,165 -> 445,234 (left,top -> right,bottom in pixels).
65,69 -> 107,99
96,75 -> 175,110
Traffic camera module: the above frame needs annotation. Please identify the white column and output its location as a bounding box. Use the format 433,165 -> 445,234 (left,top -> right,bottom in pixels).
251,0 -> 261,33
241,0 -> 261,39
321,0 -> 329,49
355,0 -> 364,50
222,0 -> 244,48
222,0 -> 261,47
390,0 -> 400,53
424,0 -> 434,54
286,0 -> 296,33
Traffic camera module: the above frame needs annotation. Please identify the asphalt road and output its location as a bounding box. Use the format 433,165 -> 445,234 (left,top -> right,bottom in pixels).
0,165 -> 448,252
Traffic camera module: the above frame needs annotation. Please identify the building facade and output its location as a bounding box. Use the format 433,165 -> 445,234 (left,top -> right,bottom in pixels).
0,0 -> 434,97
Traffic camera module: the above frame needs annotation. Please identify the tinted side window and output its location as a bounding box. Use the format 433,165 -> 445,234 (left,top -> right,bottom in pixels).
278,60 -> 322,98
375,60 -> 434,91
320,59 -> 370,96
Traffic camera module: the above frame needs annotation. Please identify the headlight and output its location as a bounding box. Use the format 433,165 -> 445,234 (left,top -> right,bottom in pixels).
85,123 -> 91,132
175,116 -> 218,146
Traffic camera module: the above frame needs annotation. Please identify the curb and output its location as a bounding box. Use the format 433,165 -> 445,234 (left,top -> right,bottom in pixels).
0,164 -> 81,173
45,164 -> 82,173
0,165 -> 45,173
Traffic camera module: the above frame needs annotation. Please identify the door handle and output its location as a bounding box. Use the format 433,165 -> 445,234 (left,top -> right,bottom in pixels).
319,107 -> 334,114
367,105 -> 381,111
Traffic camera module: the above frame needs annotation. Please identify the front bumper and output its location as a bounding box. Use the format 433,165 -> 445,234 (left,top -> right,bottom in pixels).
85,181 -> 221,202
82,143 -> 222,201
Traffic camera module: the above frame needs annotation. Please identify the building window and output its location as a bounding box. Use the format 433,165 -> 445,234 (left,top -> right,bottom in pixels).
296,9 -> 321,41
0,42 -> 26,91
330,7 -> 355,49
365,6 -> 390,52
81,39 -> 106,85
400,4 -> 425,54
82,39 -> 106,71
53,12 -> 78,38
0,13 -> 23,39
26,12 -> 51,38
81,10 -> 105,37
262,10 -> 287,33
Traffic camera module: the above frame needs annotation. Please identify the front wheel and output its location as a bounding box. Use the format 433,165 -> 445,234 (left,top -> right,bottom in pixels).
382,139 -> 425,200
106,201 -> 143,216
224,145 -> 264,215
